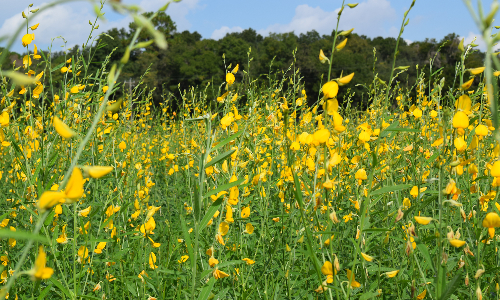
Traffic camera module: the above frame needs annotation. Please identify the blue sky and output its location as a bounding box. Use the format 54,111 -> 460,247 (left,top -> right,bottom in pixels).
0,0 -> 496,54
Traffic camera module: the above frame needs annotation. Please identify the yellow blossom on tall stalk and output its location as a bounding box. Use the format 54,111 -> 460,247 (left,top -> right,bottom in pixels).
482,212 -> 500,238
30,246 -> 53,280
226,73 -> 235,85
53,116 -> 76,139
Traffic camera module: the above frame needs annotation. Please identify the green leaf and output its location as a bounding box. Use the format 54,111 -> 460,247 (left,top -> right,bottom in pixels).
380,120 -> 419,137
379,121 -> 399,137
77,294 -> 101,300
38,283 -> 53,299
416,238 -> 435,272
198,277 -> 216,300
370,184 -> 412,197
210,130 -> 243,153
49,277 -> 73,299
204,149 -> 236,169
363,228 -> 392,232
180,215 -> 194,268
424,151 -> 440,166
359,290 -> 382,300
371,151 -> 378,168
217,260 -> 245,269
87,239 -> 113,244
203,177 -> 245,199
185,115 -> 207,122
0,228 -> 48,243
199,198 -> 223,233
51,62 -> 65,73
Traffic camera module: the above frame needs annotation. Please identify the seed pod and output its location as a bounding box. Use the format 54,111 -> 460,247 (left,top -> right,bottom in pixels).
458,38 -> 465,53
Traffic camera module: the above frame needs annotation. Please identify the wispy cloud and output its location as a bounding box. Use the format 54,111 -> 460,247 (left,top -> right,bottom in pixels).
0,0 -> 200,54
210,26 -> 243,40
256,0 -> 397,37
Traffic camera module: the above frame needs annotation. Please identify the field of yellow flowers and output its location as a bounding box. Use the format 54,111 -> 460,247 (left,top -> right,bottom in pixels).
4,0 -> 500,299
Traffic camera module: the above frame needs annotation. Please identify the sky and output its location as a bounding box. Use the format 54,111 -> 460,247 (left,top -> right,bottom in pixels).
0,0 -> 497,54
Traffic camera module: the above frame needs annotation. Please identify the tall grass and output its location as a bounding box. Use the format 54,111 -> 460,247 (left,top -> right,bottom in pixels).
1,0 -> 500,299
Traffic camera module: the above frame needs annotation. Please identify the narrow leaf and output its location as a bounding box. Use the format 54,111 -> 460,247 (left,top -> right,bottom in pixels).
211,130 -> 244,153
371,184 -> 412,197
204,149 -> 236,169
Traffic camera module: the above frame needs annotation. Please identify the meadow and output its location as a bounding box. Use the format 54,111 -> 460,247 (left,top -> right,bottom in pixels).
2,0 -> 500,299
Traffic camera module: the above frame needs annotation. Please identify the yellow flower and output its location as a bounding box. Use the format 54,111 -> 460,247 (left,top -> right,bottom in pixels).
412,108 -> 422,118
410,186 -> 419,198
231,64 -> 239,74
454,137 -> 467,152
290,141 -> 300,150
384,270 -> 400,278
94,242 -> 107,254
213,268 -> 230,279
23,55 -> 32,68
456,94 -> 471,111
208,257 -> 219,267
32,83 -> 43,99
449,239 -> 466,248
355,169 -> 367,180
178,255 -> 189,264
319,49 -> 329,64
491,161 -> 500,177
244,223 -> 254,234
0,112 -> 9,127
149,252 -> 158,269
65,167 -> 85,202
31,246 -> 54,280
22,33 -> 35,47
219,221 -> 229,236
242,258 -> 255,265
70,85 -> 80,93
452,111 -> 469,129
482,212 -> 500,238
53,116 -> 76,139
225,205 -> 234,223
313,129 -> 330,144
469,67 -> 485,75
78,206 -> 91,217
461,78 -> 474,90
321,261 -> 335,283
361,252 -> 374,262
358,130 -> 370,142
226,73 -> 235,85
338,72 -> 354,86
241,206 -> 250,218
346,269 -> 361,288
414,216 -> 433,225
417,289 -> 427,300
322,81 -> 339,99
37,191 -> 66,211
475,124 -> 488,136
84,166 -> 113,178
336,38 -> 347,51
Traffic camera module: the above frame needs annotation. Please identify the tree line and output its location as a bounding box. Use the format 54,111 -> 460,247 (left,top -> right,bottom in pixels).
2,12 -> 485,110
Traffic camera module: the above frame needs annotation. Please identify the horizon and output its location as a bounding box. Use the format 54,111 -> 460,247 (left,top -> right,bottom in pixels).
0,0 -> 496,54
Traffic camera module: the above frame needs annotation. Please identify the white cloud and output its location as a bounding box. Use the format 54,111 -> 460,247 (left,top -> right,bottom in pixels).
139,0 -> 199,31
257,0 -> 397,38
459,31 -> 486,52
210,26 -> 243,40
405,39 -> 413,45
0,2 -> 130,53
0,0 -> 200,54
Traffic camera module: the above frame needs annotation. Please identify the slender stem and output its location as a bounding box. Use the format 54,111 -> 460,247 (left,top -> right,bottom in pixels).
327,0 -> 346,82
